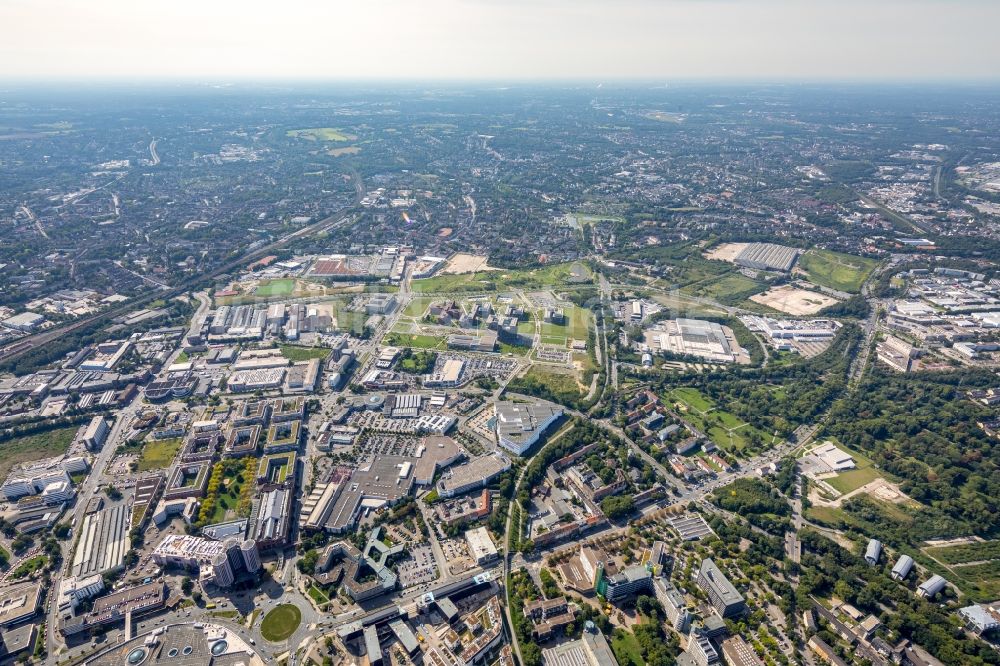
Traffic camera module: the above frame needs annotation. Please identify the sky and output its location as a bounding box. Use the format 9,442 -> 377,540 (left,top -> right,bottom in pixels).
0,0 -> 998,82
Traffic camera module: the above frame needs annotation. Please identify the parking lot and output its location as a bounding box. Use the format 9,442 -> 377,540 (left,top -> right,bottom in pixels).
396,545 -> 439,587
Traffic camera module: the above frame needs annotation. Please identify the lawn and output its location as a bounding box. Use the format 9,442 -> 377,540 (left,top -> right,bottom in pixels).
403,297 -> 434,317
610,629 -> 644,666
799,249 -> 878,294
254,278 -> 296,297
412,272 -> 497,294
279,344 -> 330,361
137,438 -> 182,472
413,261 -> 592,294
669,387 -> 714,413
825,466 -> 881,495
682,273 -> 765,305
0,426 -> 79,482
286,128 -> 354,142
385,332 -> 446,350
307,585 -> 330,606
669,388 -> 771,453
260,604 -> 302,642
805,504 -> 847,527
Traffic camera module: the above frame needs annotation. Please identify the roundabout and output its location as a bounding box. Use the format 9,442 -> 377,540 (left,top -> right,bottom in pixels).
260,603 -> 302,643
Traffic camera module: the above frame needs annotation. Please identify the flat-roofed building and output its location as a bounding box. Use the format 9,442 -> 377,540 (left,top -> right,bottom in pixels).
253,486 -> 293,550
653,578 -> 690,632
70,503 -> 130,578
436,452 -> 511,498
602,565 -> 653,602
687,632 -> 720,666
0,581 -> 42,628
733,242 -> 800,272
959,604 -> 1000,636
423,358 -> 465,388
2,312 -> 45,332
697,559 -> 745,618
447,330 -> 498,352
465,527 -> 499,566
152,534 -> 224,569
82,415 -> 110,451
541,622 -> 619,666
648,318 -> 746,364
494,400 -> 562,455
720,635 -> 763,666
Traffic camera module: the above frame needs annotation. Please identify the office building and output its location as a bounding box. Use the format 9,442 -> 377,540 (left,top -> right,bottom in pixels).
696,559 -> 746,618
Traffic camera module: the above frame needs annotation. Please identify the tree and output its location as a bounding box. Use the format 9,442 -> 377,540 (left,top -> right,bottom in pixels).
181,577 -> 194,595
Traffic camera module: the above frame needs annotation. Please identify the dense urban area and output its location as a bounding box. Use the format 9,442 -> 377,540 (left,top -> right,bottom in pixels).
0,83 -> 999,666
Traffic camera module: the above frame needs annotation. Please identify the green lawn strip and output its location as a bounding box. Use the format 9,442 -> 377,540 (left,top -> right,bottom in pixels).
279,344 -> 330,361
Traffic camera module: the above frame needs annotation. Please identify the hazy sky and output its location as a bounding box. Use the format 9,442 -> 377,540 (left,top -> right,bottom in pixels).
1,0 -> 998,81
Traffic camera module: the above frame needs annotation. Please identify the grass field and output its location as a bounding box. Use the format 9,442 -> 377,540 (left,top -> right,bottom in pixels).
286,127 -> 354,142
825,467 -> 881,495
137,438 -> 182,472
799,249 -> 878,293
307,585 -> 330,606
511,365 -> 585,401
682,273 -> 765,304
669,387 -> 714,413
0,426 -> 79,482
261,604 -> 302,642
823,446 -> 882,495
279,345 -> 330,361
610,629 -> 644,666
402,297 -> 434,317
668,387 -> 771,453
412,272 -> 496,293
385,332 -> 447,350
254,279 -> 296,297
805,504 -> 847,526
413,261 -> 591,294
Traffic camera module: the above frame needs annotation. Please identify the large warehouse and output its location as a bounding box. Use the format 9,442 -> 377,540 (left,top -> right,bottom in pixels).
734,242 -> 801,272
